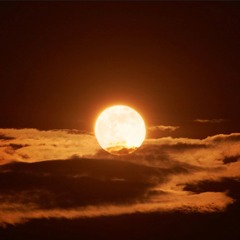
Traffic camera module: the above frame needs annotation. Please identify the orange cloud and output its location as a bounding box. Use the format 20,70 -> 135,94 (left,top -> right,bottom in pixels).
0,129 -> 240,226
148,125 -> 179,132
194,119 -> 226,123
0,128 -> 99,164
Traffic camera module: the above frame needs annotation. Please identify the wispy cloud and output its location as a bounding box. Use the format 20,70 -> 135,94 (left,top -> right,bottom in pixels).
148,125 -> 179,132
194,119 -> 226,123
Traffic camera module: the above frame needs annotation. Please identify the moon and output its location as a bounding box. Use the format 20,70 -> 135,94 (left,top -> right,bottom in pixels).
95,105 -> 146,155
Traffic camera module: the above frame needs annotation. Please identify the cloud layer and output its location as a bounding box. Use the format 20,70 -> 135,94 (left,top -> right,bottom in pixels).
0,129 -> 98,165
0,129 -> 240,226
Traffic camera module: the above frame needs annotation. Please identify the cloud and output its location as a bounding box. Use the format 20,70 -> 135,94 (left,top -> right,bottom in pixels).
0,128 -> 99,165
0,134 -> 15,141
1,129 -> 240,226
184,177 -> 240,196
0,156 -> 237,226
132,133 -> 240,169
223,155 -> 240,164
0,158 -> 160,208
87,132 -> 240,216
206,133 -> 240,143
194,119 -> 226,123
148,125 -> 179,132
0,191 -> 233,227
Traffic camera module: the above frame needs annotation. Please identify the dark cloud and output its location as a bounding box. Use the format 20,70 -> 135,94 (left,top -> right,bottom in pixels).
58,129 -> 94,135
184,178 -> 240,201
8,143 -> 29,150
0,158 -> 164,209
86,146 -> 203,173
223,155 -> 240,164
1,209 -> 240,240
0,156 -> 234,226
0,134 -> 15,141
0,157 -> 164,183
143,142 -> 208,152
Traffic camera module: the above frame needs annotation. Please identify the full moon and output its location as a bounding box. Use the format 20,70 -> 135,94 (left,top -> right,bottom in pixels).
95,105 -> 146,155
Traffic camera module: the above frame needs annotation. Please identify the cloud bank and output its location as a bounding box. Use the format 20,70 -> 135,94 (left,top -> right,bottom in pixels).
0,128 -> 98,165
0,129 -> 240,226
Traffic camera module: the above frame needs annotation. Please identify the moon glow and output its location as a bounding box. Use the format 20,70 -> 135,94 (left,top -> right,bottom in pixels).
95,105 -> 146,155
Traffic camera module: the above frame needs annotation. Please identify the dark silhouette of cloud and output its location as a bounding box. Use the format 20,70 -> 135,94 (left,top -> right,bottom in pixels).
0,158 -> 173,212
0,134 -> 15,141
1,208 -> 240,240
0,156 -> 235,226
8,144 -> 29,150
223,155 -> 240,164
184,178 -> 240,201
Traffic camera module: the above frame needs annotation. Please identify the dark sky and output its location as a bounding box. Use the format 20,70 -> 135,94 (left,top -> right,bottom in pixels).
1,2 -> 240,137
1,3 -> 240,239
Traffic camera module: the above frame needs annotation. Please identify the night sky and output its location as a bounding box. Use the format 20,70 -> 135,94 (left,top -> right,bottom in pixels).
1,2 -> 240,137
1,2 -> 240,240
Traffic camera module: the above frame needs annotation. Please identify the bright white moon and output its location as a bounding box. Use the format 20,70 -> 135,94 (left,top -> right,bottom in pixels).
95,105 -> 146,155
